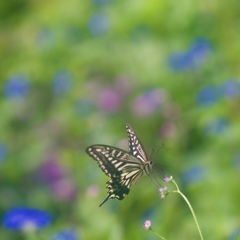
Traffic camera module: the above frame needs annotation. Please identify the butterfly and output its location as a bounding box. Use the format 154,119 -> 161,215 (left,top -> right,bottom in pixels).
86,124 -> 153,207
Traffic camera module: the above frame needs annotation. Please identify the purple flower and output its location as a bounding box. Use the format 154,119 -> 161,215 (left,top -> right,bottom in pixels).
38,158 -> 77,201
160,122 -> 177,138
163,176 -> 172,183
113,76 -> 134,96
88,13 -> 109,36
96,88 -> 122,112
4,75 -> 30,99
3,207 -> 52,231
86,77 -> 133,113
86,184 -> 100,197
51,228 -> 78,240
0,142 -> 8,163
181,166 -> 206,185
53,70 -> 73,95
196,86 -> 219,106
38,158 -> 65,183
131,89 -> 166,117
50,178 -> 77,202
158,186 -> 169,199
143,220 -> 152,230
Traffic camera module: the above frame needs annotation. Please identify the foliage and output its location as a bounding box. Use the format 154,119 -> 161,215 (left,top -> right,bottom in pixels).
0,0 -> 239,239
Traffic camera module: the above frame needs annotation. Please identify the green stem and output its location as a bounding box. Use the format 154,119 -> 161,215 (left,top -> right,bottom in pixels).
171,179 -> 204,240
150,228 -> 167,240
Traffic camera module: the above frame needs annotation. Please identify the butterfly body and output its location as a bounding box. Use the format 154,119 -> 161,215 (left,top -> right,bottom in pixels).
86,124 -> 153,206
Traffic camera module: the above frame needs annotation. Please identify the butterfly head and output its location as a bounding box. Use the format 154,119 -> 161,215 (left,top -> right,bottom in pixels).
143,159 -> 154,174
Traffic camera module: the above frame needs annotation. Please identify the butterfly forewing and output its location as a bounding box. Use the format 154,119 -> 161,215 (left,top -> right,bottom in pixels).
86,145 -> 143,177
126,124 -> 148,163
86,145 -> 120,177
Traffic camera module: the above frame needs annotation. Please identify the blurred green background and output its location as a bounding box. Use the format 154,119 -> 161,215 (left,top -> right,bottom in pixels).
0,0 -> 240,239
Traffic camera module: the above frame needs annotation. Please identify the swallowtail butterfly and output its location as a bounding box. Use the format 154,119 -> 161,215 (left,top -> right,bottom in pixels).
86,124 -> 153,207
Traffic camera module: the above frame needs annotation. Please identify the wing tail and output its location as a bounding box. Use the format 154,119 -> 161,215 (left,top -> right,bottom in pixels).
99,194 -> 111,207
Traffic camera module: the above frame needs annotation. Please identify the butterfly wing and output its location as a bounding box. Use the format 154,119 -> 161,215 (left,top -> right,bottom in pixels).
100,175 -> 130,207
86,145 -> 144,206
125,124 -> 148,163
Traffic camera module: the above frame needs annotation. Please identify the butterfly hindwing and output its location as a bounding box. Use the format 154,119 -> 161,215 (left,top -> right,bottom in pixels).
99,174 -> 130,207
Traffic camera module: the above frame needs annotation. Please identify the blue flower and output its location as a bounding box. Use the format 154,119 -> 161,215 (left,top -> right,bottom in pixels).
220,79 -> 240,99
51,229 -> 78,240
181,166 -> 206,185
196,86 -> 219,106
232,152 -> 240,171
0,142 -> 8,163
189,38 -> 212,65
4,75 -> 30,99
169,38 -> 211,71
3,207 -> 52,231
53,70 -> 73,95
141,207 -> 155,220
88,13 -> 110,36
168,52 -> 193,71
228,227 -> 240,240
92,0 -> 112,6
204,117 -> 229,135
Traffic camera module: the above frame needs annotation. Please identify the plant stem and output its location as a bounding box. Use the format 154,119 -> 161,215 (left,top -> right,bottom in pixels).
150,228 -> 167,240
171,179 -> 204,240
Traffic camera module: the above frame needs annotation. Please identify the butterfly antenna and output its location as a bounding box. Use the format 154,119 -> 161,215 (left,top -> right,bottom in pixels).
150,148 -> 155,160
152,143 -> 165,157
